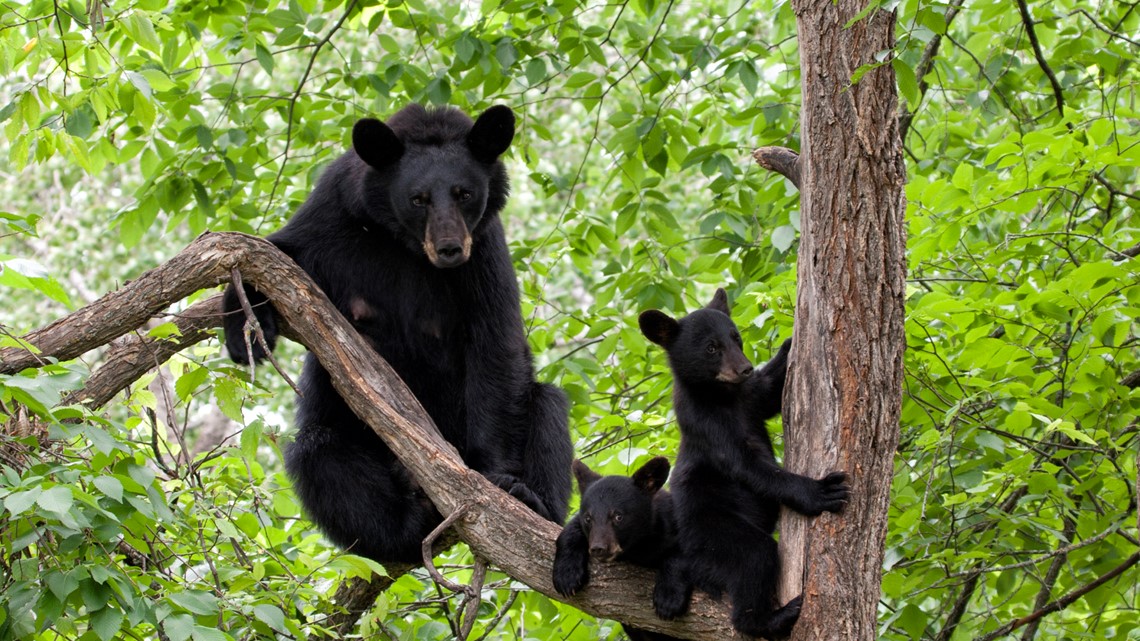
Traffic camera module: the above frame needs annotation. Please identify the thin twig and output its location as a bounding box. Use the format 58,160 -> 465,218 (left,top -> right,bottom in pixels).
472,590 -> 519,641
945,523 -> 1121,579
147,408 -> 177,478
1020,518 -> 1076,641
457,558 -> 489,641
1015,0 -> 1065,118
263,0 -> 358,216
228,268 -> 302,396
1070,8 -> 1140,47
899,0 -> 966,140
421,503 -> 475,595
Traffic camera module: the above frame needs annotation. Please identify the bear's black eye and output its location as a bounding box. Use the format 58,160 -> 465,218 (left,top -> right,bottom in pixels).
583,513 -> 591,524
706,343 -> 718,354
411,195 -> 427,207
612,512 -> 622,523
457,190 -> 473,202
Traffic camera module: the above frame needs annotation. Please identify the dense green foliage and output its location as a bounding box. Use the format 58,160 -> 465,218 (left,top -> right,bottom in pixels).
1,0 -> 1137,639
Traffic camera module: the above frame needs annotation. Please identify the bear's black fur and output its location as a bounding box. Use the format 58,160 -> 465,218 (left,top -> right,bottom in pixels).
222,104 -> 573,563
639,289 -> 849,639
553,457 -> 683,641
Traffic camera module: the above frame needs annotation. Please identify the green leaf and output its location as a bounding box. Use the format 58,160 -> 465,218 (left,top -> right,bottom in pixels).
37,486 -> 74,514
4,488 -> 43,516
737,61 -> 758,94
125,71 -> 153,99
90,605 -> 124,641
897,603 -> 927,640
255,44 -> 275,75
163,615 -> 194,641
892,58 -> 919,107
771,225 -> 796,252
169,591 -> 219,616
140,69 -> 176,93
175,367 -> 209,402
93,476 -> 124,503
191,626 -> 230,641
240,419 -> 262,459
252,604 -> 286,632
525,58 -> 546,85
128,13 -> 163,54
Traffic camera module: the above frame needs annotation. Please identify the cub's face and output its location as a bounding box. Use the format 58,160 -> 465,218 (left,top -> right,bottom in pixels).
352,105 -> 515,268
639,288 -> 754,387
572,457 -> 669,562
578,478 -> 656,562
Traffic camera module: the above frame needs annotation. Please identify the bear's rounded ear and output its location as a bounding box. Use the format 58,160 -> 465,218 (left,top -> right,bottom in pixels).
706,288 -> 730,315
572,459 -> 603,492
467,105 -> 515,162
631,456 -> 670,494
639,310 -> 680,347
353,118 -> 405,169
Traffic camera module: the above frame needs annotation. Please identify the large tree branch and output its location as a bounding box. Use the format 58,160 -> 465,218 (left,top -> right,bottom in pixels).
58,294 -> 233,408
0,231 -> 744,640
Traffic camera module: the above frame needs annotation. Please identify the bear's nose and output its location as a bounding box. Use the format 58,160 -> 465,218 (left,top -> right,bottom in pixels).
438,242 -> 463,258
589,545 -> 618,561
739,364 -> 754,377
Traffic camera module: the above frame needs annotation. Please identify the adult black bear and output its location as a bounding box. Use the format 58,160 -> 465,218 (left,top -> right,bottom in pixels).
639,289 -> 849,639
222,104 -> 573,563
552,457 -> 682,641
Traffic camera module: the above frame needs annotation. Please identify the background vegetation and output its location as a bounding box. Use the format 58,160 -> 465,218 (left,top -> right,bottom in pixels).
1,0 -> 1137,639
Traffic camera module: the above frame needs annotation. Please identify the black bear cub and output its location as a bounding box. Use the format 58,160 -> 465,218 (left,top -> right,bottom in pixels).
639,289 -> 849,639
222,104 -> 573,563
553,457 -> 682,641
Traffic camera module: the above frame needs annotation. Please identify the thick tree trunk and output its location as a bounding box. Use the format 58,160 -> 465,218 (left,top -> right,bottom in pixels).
776,2 -> 907,641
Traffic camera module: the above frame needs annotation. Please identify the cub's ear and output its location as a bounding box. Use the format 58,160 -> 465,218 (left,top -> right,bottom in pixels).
353,118 -> 405,169
467,105 -> 515,162
639,310 -> 680,347
706,288 -> 730,315
572,459 -> 603,493
631,456 -> 670,494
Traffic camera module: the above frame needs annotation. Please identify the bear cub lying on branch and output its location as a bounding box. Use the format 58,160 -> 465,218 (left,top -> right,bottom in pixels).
553,457 -> 683,641
640,289 -> 850,639
223,104 -> 573,563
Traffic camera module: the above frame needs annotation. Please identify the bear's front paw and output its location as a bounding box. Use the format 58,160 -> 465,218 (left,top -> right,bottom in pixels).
814,471 -> 850,514
485,473 -> 554,521
653,581 -> 691,621
552,556 -> 589,597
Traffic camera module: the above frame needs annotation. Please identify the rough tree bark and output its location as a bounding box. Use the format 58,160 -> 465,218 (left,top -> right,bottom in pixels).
0,232 -> 749,641
756,2 -> 907,641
